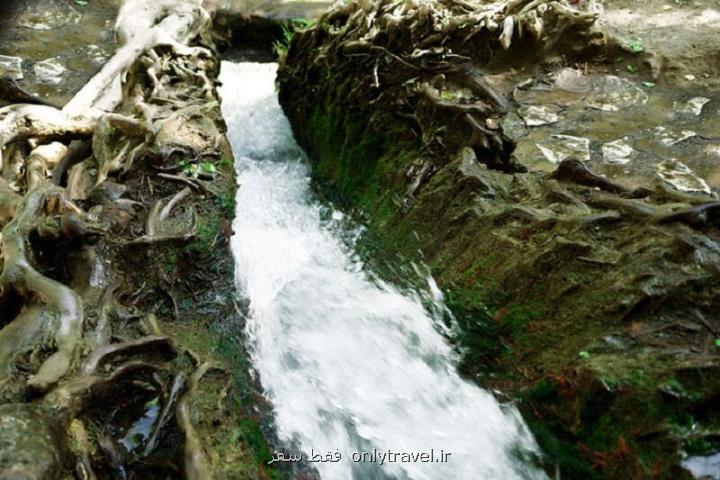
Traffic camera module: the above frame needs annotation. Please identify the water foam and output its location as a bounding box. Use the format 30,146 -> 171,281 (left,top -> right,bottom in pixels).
220,61 -> 545,480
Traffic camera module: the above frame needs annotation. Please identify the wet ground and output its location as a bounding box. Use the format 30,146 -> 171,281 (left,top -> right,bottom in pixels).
0,0 -> 120,106
215,0 -> 332,18
506,67 -> 720,195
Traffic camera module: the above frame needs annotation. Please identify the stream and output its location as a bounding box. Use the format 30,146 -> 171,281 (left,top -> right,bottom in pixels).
219,61 -> 546,480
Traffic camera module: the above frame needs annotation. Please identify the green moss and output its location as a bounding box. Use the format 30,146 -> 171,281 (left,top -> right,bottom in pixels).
188,211 -> 221,254
237,418 -> 279,476
526,417 -> 602,480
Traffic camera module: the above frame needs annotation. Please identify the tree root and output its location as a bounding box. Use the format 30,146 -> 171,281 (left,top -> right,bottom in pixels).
0,186 -> 84,392
177,361 -> 213,480
550,157 -> 628,194
81,335 -> 175,375
0,1 -> 232,476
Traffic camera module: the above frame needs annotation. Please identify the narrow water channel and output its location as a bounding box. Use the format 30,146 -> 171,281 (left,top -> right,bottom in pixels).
219,61 -> 546,480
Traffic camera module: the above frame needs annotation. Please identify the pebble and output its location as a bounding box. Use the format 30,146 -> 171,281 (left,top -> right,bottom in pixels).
536,135 -> 590,163
0,55 -> 23,80
602,138 -> 635,164
654,126 -> 696,147
673,97 -> 710,116
33,58 -> 66,84
518,104 -> 562,126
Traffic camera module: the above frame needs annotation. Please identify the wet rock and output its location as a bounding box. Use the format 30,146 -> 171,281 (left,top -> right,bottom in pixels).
0,404 -> 66,480
500,112 -> 527,140
657,159 -> 711,194
0,55 -> 23,80
553,69 -> 649,111
585,75 -> 649,112
653,126 -> 696,147
518,104 -> 562,126
17,3 -> 81,30
554,68 -> 589,92
83,44 -> 109,66
536,134 -> 590,163
602,138 -> 635,164
33,58 -> 66,84
551,158 -> 628,193
674,97 -> 710,116
455,147 -> 494,194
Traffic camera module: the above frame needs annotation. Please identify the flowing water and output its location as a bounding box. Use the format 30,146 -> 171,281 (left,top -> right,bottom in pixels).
219,61 -> 545,480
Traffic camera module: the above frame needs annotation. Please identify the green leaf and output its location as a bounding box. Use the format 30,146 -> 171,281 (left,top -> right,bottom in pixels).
628,39 -> 644,53
642,81 -> 656,88
74,0 -> 89,5
201,161 -> 216,174
579,351 -> 591,359
715,338 -> 720,348
627,64 -> 637,74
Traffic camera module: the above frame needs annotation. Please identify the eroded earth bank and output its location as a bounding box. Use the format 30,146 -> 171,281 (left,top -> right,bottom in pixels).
277,0 -> 720,479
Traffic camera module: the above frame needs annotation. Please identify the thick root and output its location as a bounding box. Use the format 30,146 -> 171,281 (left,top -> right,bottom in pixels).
176,362 -> 213,480
0,186 -> 84,392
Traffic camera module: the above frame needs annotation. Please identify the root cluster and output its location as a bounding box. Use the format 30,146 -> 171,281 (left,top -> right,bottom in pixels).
0,1 -> 229,478
281,0 -> 598,173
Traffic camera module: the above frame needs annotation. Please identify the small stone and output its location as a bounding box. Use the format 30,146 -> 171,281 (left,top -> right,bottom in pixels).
673,97 -> 710,116
536,135 -> 590,163
33,58 -> 66,84
500,113 -> 527,141
653,126 -> 696,147
585,75 -> 649,112
0,55 -> 23,80
657,159 -> 711,194
518,104 -> 562,127
602,138 -> 635,164
684,74 -> 696,82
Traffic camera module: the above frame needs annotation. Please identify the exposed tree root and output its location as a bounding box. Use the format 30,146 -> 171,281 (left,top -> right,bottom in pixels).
0,0 -> 234,477
177,361 -> 213,480
0,186 -> 84,392
280,0 -> 599,174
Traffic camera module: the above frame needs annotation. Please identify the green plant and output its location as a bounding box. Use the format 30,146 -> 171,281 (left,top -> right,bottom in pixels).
628,39 -> 644,53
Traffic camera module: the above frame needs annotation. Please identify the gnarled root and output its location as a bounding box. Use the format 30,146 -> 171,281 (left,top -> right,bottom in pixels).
0,1 -> 232,478
177,362 -> 213,480
0,186 -> 84,392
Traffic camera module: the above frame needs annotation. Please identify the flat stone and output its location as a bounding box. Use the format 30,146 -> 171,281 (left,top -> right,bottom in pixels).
17,4 -> 82,30
500,112 -> 527,140
0,55 -> 23,80
585,75 -> 649,112
653,126 -> 696,147
536,135 -> 590,164
554,68 -> 592,92
673,97 -> 710,116
602,138 -> 635,165
657,159 -> 711,194
518,104 -> 562,127
33,58 -> 66,84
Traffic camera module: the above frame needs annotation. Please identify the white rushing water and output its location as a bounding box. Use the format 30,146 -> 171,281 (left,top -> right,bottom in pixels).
219,62 -> 545,480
